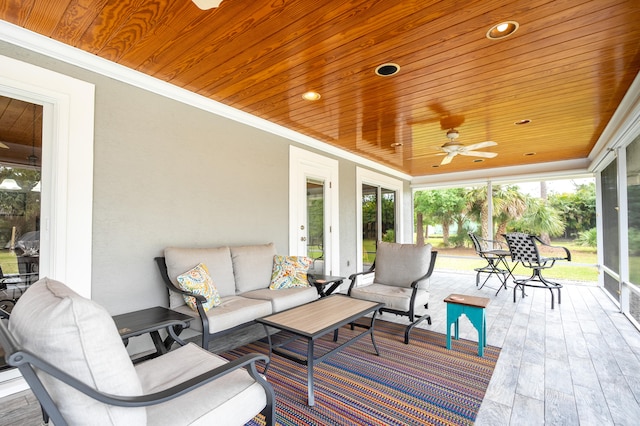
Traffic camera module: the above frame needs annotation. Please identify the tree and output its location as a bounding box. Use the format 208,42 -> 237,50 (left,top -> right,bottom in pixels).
414,188 -> 467,246
466,185 -> 527,240
493,185 -> 527,240
548,182 -> 596,238
513,197 -> 566,239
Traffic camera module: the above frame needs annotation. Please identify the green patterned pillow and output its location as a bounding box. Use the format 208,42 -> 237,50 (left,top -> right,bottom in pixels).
176,263 -> 221,312
269,255 -> 313,289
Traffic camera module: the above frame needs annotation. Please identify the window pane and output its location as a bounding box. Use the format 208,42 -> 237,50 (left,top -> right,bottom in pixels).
627,136 -> 640,286
306,178 -> 324,274
601,159 -> 619,301
381,188 -> 396,242
362,184 -> 377,269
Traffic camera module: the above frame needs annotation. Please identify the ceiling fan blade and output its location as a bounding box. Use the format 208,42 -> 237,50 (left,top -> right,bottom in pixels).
0,142 -> 8,149
459,150 -> 498,158
441,154 -> 455,165
464,141 -> 497,151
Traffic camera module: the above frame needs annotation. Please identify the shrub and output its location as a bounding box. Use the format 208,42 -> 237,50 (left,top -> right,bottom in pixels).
576,228 -> 597,248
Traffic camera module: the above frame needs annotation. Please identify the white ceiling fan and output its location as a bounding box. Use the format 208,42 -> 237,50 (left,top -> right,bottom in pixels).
437,129 -> 497,165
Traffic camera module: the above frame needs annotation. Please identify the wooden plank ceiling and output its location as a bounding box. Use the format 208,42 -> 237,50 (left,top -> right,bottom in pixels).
1,0 -> 639,176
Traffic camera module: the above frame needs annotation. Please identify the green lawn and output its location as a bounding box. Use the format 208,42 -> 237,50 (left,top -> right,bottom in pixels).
0,250 -> 19,274
426,236 -> 599,282
362,238 -> 598,282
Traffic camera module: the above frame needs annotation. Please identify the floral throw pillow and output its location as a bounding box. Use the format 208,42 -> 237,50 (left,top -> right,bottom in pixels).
269,255 -> 313,289
176,263 -> 221,312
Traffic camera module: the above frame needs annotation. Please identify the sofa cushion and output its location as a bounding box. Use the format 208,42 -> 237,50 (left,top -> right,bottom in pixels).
230,243 -> 277,293
165,247 -> 236,308
197,295 -> 272,334
243,286 -> 318,312
269,255 -> 312,289
9,278 -> 145,425
176,263 -> 222,312
350,284 -> 429,311
137,343 -> 267,426
374,242 -> 433,288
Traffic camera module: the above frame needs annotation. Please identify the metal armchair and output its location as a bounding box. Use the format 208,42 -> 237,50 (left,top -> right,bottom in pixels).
503,232 -> 571,309
468,232 -> 512,295
0,278 -> 275,426
348,241 -> 437,344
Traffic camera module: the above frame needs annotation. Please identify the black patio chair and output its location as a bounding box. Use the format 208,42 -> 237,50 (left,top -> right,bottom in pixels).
468,233 -> 512,295
348,241 -> 438,344
503,232 -> 571,309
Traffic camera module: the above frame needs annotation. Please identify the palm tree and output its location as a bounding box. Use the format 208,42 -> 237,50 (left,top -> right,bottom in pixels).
466,185 -> 527,241
517,197 -> 566,241
494,186 -> 527,240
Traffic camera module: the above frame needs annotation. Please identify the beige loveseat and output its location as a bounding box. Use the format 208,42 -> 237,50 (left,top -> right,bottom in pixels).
156,243 -> 319,349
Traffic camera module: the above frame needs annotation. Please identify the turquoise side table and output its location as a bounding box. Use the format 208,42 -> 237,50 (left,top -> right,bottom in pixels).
444,294 -> 490,357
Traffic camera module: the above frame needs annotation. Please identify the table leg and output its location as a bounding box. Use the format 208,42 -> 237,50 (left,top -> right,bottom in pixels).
465,307 -> 486,357
324,280 -> 343,296
307,339 -> 315,406
166,324 -> 188,348
262,324 -> 272,374
150,330 -> 167,356
369,310 -> 380,356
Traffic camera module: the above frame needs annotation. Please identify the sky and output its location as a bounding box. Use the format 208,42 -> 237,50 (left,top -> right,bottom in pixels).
515,178 -> 594,197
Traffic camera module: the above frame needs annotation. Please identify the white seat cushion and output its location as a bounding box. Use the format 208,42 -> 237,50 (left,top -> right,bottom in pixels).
242,286 -> 318,312
197,295 -> 272,334
137,343 -> 266,426
9,278 -> 145,425
350,283 -> 429,311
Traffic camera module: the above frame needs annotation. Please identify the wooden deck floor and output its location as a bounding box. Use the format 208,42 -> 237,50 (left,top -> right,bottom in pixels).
1,270 -> 639,425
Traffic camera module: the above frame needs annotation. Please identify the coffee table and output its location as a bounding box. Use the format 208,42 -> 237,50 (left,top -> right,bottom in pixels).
256,295 -> 383,406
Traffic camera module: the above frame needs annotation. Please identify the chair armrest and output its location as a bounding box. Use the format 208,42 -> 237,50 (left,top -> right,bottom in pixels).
479,238 -> 507,251
531,237 -> 571,261
154,257 -> 207,303
347,265 -> 375,295
410,251 -> 438,288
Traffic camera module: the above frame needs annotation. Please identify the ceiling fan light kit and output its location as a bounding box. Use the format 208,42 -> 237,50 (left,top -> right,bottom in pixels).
192,0 -> 224,10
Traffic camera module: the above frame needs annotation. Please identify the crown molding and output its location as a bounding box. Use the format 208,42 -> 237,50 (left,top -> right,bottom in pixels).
410,158 -> 590,189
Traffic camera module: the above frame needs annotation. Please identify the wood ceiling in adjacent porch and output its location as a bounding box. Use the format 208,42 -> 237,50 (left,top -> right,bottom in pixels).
1,0 -> 639,176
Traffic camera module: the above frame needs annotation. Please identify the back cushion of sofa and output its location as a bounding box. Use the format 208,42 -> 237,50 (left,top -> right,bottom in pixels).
164,247 -> 236,307
231,243 -> 277,293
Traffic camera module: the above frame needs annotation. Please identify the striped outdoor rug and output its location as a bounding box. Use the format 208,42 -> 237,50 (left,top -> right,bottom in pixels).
221,320 -> 500,426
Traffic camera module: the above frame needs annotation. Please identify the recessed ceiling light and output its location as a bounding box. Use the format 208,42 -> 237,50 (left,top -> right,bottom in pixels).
515,119 -> 531,125
390,142 -> 403,147
486,21 -> 519,40
524,152 -> 536,156
302,91 -> 321,101
375,63 -> 400,77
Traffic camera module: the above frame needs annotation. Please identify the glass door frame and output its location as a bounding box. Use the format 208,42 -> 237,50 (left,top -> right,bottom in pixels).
289,146 -> 340,276
356,167 -> 403,273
